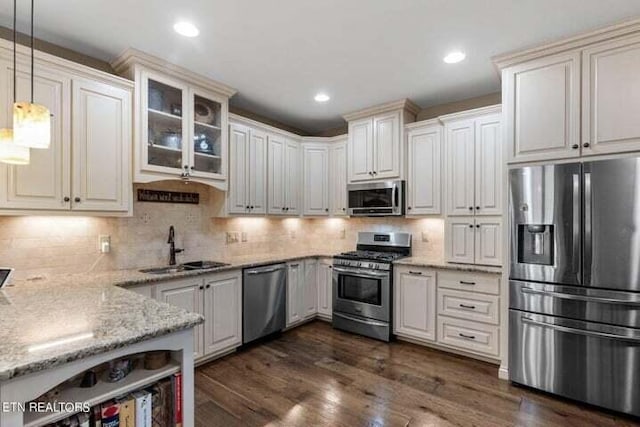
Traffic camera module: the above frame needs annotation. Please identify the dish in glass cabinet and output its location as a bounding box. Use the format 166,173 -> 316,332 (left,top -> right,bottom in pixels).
194,102 -> 215,125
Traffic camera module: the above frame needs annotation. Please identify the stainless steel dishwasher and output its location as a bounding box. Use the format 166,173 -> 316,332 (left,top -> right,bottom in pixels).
243,263 -> 287,344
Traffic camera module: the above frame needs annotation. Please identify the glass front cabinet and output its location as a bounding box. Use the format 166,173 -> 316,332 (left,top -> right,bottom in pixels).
113,51 -> 236,190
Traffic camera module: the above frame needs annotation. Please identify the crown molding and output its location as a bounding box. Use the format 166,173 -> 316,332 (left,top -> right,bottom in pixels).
111,47 -> 236,98
301,135 -> 347,144
493,16 -> 640,69
404,117 -> 442,130
342,98 -> 421,122
229,113 -> 304,140
438,104 -> 501,123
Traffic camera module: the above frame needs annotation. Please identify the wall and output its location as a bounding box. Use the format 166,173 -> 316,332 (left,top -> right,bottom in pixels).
0,181 -> 444,281
416,93 -> 501,121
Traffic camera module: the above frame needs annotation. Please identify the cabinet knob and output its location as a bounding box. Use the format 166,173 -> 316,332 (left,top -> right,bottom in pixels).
282,207 -> 286,211
583,142 -> 590,148
286,207 -> 289,211
325,208 -> 329,212
468,206 -> 473,211
372,171 -> 377,175
206,284 -> 211,289
342,208 -> 346,211
469,224 -> 473,228
476,224 -> 480,228
199,286 -> 204,290
475,206 -> 480,210
74,197 -> 81,203
63,197 -> 70,202
407,206 -> 412,210
246,205 -> 250,209
369,171 -> 373,176
250,206 -> 254,209
572,144 -> 579,149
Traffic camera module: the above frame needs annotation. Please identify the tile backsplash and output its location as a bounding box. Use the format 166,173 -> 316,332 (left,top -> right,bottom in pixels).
0,182 -> 444,280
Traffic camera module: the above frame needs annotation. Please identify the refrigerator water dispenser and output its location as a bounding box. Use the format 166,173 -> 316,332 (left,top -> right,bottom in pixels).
517,224 -> 554,265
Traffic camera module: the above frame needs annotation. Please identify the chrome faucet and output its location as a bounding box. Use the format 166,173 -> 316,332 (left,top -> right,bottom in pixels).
167,225 -> 184,266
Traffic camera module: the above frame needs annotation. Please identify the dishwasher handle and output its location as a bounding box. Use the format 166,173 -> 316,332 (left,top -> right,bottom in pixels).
245,264 -> 287,275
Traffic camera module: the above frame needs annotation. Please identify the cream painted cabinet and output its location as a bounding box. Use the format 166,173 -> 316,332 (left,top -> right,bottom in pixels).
286,261 -> 304,327
394,266 -> 436,343
285,140 -> 301,215
474,217 -> 503,266
474,114 -> 502,216
406,121 -> 442,215
267,135 -> 300,215
445,119 -> 475,216
0,55 -> 132,215
445,217 -> 502,266
302,144 -> 329,216
228,122 -> 267,215
303,259 -> 318,319
317,259 -> 333,318
348,112 -> 401,182
347,117 -> 373,182
329,139 -> 348,216
582,34 -> 640,156
202,271 -> 242,356
502,51 -> 581,163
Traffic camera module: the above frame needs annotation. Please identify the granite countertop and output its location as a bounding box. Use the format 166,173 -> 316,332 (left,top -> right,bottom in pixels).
393,257 -> 502,274
0,281 -> 203,381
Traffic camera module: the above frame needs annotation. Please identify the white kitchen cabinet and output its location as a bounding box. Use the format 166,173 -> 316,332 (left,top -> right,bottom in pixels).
268,135 -> 300,215
394,266 -> 436,343
437,316 -> 499,358
0,52 -> 132,215
302,143 -> 329,216
474,217 -> 502,267
286,261 -> 304,327
303,258 -> 318,319
156,278 -> 205,359
228,122 -> 267,215
474,114 -> 502,216
202,271 -> 242,356
502,51 -> 581,163
373,111 -> 401,179
317,259 -> 333,318
582,34 -> 640,156
329,139 -> 348,216
406,121 -> 442,215
445,119 -> 475,216
347,117 -> 373,182
445,217 -> 502,266
437,288 -> 499,325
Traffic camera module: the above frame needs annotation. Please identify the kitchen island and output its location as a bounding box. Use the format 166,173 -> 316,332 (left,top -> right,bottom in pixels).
0,280 -> 203,427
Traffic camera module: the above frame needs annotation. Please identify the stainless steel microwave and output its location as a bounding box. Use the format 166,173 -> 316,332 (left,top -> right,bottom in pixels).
347,180 -> 405,216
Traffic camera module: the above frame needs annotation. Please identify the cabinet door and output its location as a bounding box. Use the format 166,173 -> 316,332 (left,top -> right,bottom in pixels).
474,114 -> 502,216
141,71 -> 189,176
407,124 -> 441,215
474,217 -> 502,266
303,145 -> 329,216
189,88 -> 226,180
582,35 -> 640,156
394,268 -> 436,342
203,272 -> 242,356
503,51 -> 581,163
329,141 -> 347,216
267,135 -> 286,215
303,259 -> 318,318
0,60 -> 71,210
228,123 -> 249,214
248,129 -> 268,214
445,119 -> 475,216
286,262 -> 303,326
348,117 -> 373,182
285,140 -> 301,215
156,278 -> 204,358
445,218 -> 475,264
317,260 -> 333,317
373,111 -> 401,179
71,78 -> 131,212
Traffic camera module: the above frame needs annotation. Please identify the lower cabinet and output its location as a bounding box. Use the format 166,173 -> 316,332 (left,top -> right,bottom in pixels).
286,258 -> 320,327
303,259 -> 318,318
154,270 -> 242,360
393,266 -> 437,342
317,259 -> 333,318
445,217 -> 502,266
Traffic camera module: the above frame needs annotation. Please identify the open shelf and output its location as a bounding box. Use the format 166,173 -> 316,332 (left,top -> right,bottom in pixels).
23,361 -> 180,427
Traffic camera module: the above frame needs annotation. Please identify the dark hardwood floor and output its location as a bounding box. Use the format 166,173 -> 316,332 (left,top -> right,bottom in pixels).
195,321 -> 639,427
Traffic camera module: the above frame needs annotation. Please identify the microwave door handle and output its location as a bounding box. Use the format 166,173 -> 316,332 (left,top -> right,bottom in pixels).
392,183 -> 398,211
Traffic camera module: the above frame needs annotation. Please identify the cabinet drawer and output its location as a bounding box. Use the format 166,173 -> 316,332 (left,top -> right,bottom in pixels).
437,316 -> 499,358
438,288 -> 499,325
438,270 -> 500,295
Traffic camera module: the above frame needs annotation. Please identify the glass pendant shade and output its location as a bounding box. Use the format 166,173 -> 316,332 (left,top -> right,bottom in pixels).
0,128 -> 30,165
13,102 -> 51,149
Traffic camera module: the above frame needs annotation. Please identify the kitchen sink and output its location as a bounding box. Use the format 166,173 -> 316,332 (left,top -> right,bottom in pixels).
181,261 -> 229,270
139,266 -> 185,274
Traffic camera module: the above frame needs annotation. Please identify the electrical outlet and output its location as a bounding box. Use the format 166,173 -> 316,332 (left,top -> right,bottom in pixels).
226,232 -> 239,244
99,235 -> 111,253
422,231 -> 429,242
139,213 -> 151,224
340,228 -> 346,239
241,232 -> 248,242
185,212 -> 198,224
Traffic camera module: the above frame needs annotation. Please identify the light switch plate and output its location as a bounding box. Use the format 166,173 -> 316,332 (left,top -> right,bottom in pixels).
241,232 -> 248,242
226,232 -> 239,244
99,235 -> 111,253
421,232 -> 429,242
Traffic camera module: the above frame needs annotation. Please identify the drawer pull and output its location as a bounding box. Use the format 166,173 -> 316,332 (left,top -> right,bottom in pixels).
459,304 -> 476,309
459,281 -> 476,285
409,271 -> 423,275
459,333 -> 476,340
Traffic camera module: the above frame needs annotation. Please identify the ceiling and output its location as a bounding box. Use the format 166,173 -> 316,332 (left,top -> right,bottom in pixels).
2,0 -> 640,134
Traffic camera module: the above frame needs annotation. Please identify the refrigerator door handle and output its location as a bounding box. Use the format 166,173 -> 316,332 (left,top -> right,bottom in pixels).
584,172 -> 592,285
521,315 -> 640,343
572,173 -> 581,275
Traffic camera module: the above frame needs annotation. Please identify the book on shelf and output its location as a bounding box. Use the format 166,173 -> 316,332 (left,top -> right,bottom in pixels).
134,390 -> 152,427
117,395 -> 136,427
173,372 -> 183,427
100,401 -> 120,427
148,378 -> 173,427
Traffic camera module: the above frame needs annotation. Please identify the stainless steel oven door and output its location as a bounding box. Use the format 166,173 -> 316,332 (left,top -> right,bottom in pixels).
332,265 -> 390,321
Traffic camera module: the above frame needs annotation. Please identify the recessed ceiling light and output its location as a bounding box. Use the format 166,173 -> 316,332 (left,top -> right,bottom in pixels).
443,51 -> 466,64
314,93 -> 330,103
173,21 -> 199,38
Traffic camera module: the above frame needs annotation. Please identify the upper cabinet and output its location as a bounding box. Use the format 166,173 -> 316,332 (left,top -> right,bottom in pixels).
268,135 -> 300,215
112,49 -> 236,190
228,121 -> 267,215
344,99 -> 418,183
329,138 -> 348,216
0,40 -> 133,215
405,120 -> 442,215
496,21 -> 640,163
302,137 -> 348,217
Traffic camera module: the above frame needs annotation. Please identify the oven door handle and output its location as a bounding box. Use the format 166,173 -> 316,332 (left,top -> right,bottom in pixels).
333,266 -> 389,278
333,312 -> 388,327
521,316 -> 640,343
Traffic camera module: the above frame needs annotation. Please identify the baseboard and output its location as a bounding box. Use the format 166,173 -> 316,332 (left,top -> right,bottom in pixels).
498,364 -> 509,380
395,335 -> 501,366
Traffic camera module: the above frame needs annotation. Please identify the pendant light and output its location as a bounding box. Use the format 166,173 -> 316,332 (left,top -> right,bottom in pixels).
13,0 -> 51,150
0,0 -> 30,165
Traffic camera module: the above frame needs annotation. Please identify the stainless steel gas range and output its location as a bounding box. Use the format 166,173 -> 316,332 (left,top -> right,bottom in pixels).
332,232 -> 411,341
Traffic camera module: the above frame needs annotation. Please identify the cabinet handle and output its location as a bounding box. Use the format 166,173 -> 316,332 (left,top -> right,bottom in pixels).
583,142 -> 590,148
572,144 -> 579,150
206,284 -> 211,289
289,263 -> 299,267
63,197 -> 70,202
373,171 -> 377,175
459,281 -> 476,285
459,333 -> 476,340
459,304 -> 476,309
199,286 -> 204,290
74,197 -> 81,203
409,271 -> 422,275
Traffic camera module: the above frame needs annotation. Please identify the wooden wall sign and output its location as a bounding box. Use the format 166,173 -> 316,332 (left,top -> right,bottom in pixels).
137,189 -> 200,204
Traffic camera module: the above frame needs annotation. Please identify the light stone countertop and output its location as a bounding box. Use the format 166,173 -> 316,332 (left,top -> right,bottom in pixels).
394,257 -> 503,275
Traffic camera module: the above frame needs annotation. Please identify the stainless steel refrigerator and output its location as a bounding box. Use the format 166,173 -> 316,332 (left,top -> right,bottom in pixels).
509,158 -> 640,417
